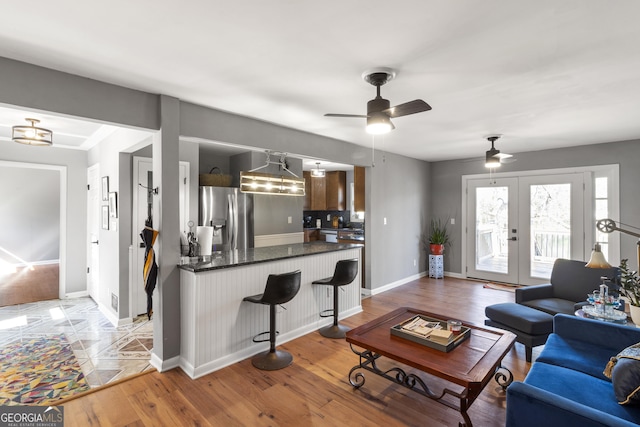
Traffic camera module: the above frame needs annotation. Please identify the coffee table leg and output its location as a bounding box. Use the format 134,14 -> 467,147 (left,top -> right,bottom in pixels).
348,344 -> 476,427
494,365 -> 513,390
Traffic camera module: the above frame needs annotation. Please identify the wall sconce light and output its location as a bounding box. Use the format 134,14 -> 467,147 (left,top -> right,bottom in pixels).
311,162 -> 325,178
12,118 -> 53,146
240,151 -> 305,196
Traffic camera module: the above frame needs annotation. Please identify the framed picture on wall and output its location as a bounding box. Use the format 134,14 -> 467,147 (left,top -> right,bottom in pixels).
102,206 -> 109,230
102,176 -> 109,201
109,192 -> 118,218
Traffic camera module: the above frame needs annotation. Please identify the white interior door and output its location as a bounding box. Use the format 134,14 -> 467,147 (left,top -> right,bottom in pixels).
131,157 -> 189,317
466,173 -> 585,285
87,164 -> 100,301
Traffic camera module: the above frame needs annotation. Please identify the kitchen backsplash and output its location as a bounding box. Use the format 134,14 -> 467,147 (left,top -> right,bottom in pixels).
304,210 -> 359,229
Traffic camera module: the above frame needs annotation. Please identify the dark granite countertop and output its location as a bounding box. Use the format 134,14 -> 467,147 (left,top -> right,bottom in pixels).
178,241 -> 362,273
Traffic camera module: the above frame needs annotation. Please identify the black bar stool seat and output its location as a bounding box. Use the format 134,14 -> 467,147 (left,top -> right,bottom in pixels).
312,259 -> 358,338
243,270 -> 301,370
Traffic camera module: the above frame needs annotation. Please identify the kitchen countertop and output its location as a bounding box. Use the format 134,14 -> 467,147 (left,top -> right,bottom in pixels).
178,241 -> 363,273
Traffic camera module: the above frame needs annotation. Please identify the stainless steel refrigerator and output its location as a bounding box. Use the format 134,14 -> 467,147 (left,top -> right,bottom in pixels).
199,186 -> 254,252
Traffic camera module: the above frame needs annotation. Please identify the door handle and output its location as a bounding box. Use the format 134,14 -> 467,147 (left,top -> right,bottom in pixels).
91,240 -> 99,245
508,237 -> 517,241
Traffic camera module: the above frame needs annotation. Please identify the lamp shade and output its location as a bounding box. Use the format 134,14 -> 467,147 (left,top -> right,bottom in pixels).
585,243 -> 612,269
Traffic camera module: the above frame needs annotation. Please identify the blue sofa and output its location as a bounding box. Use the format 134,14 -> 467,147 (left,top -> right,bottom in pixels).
506,314 -> 640,427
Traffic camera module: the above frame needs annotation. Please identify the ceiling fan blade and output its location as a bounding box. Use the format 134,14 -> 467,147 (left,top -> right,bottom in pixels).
384,99 -> 432,118
324,113 -> 368,118
495,152 -> 513,160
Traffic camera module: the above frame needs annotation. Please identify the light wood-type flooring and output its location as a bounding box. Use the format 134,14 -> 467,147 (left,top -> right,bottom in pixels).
0,264 -> 58,307
59,276 -> 534,426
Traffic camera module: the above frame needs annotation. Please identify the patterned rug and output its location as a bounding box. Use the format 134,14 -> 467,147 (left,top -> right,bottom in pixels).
0,333 -> 90,405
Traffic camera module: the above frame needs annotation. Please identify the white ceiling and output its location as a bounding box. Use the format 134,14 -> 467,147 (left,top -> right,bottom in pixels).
1,1 -> 640,162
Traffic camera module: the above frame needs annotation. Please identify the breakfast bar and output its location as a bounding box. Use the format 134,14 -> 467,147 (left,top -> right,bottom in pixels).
178,242 -> 363,378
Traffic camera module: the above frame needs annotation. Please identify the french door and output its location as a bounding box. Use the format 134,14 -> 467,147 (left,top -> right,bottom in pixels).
466,173 -> 585,285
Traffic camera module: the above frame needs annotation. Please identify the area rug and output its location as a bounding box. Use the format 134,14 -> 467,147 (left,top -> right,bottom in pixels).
483,282 -> 523,292
0,333 -> 90,405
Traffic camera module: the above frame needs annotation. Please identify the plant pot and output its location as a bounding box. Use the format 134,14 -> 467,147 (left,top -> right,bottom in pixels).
630,304 -> 640,326
430,244 -> 444,255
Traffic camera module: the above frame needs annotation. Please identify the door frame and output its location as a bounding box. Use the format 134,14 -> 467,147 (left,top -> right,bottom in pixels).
87,163 -> 100,301
461,164 -> 620,283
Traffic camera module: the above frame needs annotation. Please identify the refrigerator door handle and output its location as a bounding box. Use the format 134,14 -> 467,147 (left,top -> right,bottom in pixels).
228,194 -> 237,250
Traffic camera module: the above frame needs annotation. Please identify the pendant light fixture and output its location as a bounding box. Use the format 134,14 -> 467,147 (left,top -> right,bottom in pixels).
12,118 -> 53,146
311,162 -> 325,178
240,151 -> 305,196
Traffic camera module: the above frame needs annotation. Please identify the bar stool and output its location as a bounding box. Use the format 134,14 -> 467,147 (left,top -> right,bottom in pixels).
312,259 -> 358,338
243,270 -> 301,370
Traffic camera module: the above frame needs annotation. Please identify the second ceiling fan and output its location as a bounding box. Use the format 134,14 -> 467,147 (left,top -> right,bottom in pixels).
325,68 -> 432,134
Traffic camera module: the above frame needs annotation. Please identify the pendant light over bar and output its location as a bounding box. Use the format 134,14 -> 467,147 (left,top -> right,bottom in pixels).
12,118 -> 53,146
240,151 -> 305,196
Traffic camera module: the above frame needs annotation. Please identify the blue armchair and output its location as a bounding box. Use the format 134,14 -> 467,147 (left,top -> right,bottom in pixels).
506,314 -> 640,427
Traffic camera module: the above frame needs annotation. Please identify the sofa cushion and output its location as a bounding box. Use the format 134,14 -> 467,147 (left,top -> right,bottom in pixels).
537,334 -> 620,381
521,298 -> 576,316
485,303 -> 553,335
524,362 -> 640,423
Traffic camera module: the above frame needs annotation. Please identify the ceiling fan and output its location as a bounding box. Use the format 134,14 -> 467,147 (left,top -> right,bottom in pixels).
485,135 -> 516,168
324,68 -> 432,135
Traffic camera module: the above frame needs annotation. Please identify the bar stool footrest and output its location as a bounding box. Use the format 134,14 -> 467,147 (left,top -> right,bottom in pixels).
319,309 -> 334,318
252,330 -> 278,343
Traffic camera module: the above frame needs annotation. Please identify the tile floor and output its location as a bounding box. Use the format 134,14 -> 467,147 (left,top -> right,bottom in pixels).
0,297 -> 153,388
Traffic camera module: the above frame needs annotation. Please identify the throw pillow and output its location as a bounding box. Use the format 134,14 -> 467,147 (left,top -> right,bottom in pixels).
604,342 -> 640,405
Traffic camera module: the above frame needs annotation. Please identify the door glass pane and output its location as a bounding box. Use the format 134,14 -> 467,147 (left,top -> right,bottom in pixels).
475,186 -> 509,273
530,183 -> 571,278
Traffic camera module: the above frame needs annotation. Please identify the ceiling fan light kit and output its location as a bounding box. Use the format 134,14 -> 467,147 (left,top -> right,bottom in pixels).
12,118 -> 53,146
484,135 -> 515,168
311,162 -> 325,177
325,67 -> 431,134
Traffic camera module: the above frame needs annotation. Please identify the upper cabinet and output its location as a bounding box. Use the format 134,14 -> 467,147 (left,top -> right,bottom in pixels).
326,171 -> 346,211
303,170 -> 346,211
354,166 -> 365,212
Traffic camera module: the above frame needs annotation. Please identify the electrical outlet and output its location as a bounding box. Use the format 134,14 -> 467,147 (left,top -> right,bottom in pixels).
451,218 -> 455,225
413,259 -> 417,266
383,217 -> 387,225
327,214 -> 331,221
287,216 -> 292,224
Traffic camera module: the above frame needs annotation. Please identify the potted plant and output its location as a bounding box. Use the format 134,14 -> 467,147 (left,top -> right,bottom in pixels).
428,218 -> 450,255
618,259 -> 640,325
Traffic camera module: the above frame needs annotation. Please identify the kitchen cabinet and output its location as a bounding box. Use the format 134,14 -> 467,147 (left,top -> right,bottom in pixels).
303,171 -> 327,210
303,170 -> 346,211
303,229 -> 320,242
326,171 -> 346,211
354,166 -> 365,212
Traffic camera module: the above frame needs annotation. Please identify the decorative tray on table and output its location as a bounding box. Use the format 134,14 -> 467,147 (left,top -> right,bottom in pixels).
390,314 -> 470,352
580,305 -> 628,323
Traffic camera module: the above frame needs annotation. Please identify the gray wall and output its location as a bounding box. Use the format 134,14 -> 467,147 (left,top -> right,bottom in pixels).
431,139 -> 640,274
0,165 -> 60,262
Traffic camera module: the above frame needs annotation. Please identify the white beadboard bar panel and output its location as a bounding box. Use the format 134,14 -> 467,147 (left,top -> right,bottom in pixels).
180,247 -> 361,378
254,232 -> 304,248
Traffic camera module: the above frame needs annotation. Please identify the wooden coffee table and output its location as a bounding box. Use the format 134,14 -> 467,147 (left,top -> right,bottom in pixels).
345,307 -> 516,427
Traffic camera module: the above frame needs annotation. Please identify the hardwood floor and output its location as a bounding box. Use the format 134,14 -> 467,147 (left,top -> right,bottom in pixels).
59,276 -> 534,426
0,263 -> 59,307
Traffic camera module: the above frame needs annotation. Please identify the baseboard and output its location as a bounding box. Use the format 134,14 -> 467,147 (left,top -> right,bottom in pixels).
369,271 -> 427,296
98,303 -> 133,328
63,290 -> 89,299
150,352 -> 181,373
